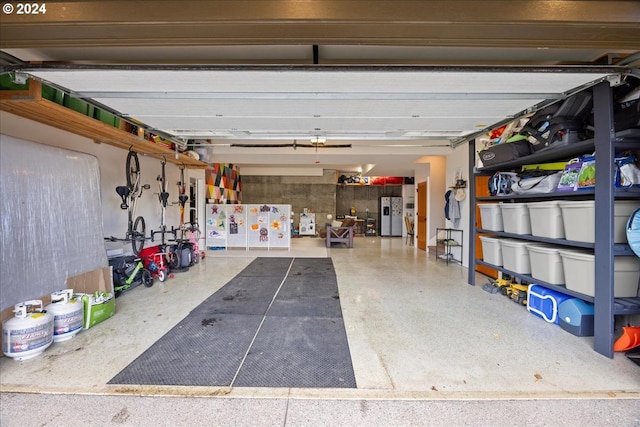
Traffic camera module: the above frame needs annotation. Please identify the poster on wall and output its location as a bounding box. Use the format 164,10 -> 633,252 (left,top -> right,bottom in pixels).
205,204 -> 291,250
227,204 -> 247,247
247,205 -> 270,247
268,205 -> 290,248
205,204 -> 227,248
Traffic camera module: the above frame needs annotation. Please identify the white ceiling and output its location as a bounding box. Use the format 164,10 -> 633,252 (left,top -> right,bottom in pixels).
18,66 -> 620,176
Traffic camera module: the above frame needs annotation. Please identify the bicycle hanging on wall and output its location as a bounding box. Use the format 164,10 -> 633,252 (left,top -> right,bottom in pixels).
105,149 -> 151,255
166,165 -> 193,271
149,158 -> 176,282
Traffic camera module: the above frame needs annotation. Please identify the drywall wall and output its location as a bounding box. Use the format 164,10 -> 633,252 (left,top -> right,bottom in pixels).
444,142 -> 471,267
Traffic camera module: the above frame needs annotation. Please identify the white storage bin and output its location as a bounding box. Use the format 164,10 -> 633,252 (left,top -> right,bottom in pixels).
526,201 -> 565,239
499,239 -> 532,274
557,249 -> 640,298
527,243 -> 565,285
499,203 -> 531,235
479,235 -> 503,266
558,200 -> 640,243
478,204 -> 503,232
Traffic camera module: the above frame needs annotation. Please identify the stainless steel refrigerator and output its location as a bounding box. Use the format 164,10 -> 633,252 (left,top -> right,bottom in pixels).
380,196 -> 403,236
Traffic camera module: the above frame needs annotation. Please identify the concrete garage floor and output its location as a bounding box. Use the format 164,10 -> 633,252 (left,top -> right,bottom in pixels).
1,237 -> 639,426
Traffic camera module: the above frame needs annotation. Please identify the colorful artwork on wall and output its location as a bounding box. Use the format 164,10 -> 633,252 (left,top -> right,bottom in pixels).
206,163 -> 241,204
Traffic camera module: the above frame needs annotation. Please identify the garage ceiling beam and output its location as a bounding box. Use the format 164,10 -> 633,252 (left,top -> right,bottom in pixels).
1,1 -> 639,52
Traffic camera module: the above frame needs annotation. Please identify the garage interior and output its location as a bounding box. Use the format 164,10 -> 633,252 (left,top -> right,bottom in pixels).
1,2 -> 640,425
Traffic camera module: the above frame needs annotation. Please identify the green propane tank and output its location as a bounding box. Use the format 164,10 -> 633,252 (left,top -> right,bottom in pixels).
45,289 -> 84,342
2,300 -> 54,361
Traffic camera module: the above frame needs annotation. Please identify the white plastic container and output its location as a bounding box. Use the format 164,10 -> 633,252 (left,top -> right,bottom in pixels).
478,204 -> 503,231
479,235 -> 503,266
526,201 -> 565,239
527,243 -> 565,284
499,239 -> 532,274
499,203 -> 531,235
557,200 -> 640,243
557,249 -> 640,298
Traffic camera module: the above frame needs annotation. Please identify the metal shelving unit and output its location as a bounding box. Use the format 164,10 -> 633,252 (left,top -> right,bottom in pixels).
436,228 -> 463,265
467,80 -> 640,358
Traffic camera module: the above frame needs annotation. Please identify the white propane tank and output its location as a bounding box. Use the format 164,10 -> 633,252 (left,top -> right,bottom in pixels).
45,289 -> 84,342
2,300 -> 54,361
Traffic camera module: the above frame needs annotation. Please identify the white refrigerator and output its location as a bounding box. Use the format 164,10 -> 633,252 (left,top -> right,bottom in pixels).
380,197 -> 403,236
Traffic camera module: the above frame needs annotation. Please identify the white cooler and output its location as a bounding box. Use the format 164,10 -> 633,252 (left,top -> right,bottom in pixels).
557,249 -> 640,298
527,243 -> 565,285
526,201 -> 565,239
499,203 -> 531,235
499,239 -> 532,274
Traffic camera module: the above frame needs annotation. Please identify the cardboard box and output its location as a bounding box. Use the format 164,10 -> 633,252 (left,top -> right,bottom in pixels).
67,267 -> 115,329
66,266 -> 113,295
1,267 -> 115,351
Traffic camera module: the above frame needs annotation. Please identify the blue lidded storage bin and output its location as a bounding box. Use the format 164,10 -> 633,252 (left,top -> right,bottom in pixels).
558,298 -> 595,337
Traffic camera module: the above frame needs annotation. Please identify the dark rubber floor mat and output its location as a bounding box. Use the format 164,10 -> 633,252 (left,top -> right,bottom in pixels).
108,314 -> 263,386
267,296 -> 343,318
233,316 -> 356,388
235,257 -> 293,277
192,276 -> 285,316
287,257 -> 337,276
109,257 -> 356,388
276,276 -> 339,299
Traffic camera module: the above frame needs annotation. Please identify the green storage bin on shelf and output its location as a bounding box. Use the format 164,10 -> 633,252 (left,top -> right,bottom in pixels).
93,109 -> 120,127
0,77 -> 64,105
63,94 -> 95,117
41,84 -> 64,104
0,73 -> 29,90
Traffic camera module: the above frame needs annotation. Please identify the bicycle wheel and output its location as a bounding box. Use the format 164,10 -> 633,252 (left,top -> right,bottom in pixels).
126,150 -> 141,194
131,216 -> 146,255
142,269 -> 153,287
167,246 -> 180,270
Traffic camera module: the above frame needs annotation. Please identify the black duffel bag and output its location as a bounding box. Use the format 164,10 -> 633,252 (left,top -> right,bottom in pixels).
479,140 -> 533,167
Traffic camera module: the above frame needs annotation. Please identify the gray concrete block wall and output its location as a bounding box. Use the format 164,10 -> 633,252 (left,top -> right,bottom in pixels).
242,169 -> 404,235
336,184 -> 402,223
241,170 -> 337,234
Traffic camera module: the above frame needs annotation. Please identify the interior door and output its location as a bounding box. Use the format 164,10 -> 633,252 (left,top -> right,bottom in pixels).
417,181 -> 427,250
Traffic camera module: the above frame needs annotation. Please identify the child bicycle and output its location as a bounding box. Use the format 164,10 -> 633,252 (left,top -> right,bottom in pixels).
110,255 -> 153,297
183,221 -> 204,264
105,149 -> 150,255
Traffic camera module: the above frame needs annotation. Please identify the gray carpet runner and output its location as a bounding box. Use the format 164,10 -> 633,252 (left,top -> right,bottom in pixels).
108,257 -> 356,388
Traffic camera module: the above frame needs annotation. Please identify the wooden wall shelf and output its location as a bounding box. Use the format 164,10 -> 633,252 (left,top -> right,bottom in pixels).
0,80 -> 208,169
